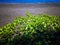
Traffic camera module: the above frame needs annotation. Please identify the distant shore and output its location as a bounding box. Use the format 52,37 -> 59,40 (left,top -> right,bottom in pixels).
0,3 -> 60,27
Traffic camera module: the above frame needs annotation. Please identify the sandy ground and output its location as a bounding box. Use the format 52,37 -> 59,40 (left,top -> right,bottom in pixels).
0,4 -> 60,27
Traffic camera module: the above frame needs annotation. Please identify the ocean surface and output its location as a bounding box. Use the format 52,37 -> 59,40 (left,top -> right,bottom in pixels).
0,0 -> 60,3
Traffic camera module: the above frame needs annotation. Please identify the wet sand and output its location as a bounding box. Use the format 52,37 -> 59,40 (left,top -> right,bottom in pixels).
0,4 -> 60,27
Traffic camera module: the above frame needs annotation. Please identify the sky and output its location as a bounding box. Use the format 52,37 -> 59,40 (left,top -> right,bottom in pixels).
0,0 -> 60,3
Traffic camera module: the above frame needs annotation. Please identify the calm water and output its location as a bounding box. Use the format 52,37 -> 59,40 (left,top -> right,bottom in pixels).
0,0 -> 60,3
0,4 -> 60,27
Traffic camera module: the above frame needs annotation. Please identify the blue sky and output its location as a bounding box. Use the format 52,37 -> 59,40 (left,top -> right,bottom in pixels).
0,0 -> 60,3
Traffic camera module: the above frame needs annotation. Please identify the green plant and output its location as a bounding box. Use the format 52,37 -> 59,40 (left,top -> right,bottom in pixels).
0,12 -> 60,45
